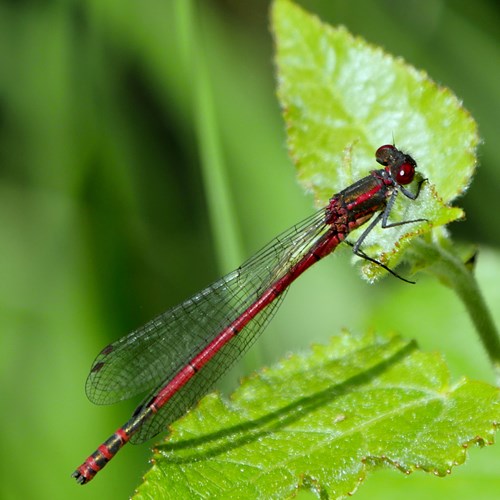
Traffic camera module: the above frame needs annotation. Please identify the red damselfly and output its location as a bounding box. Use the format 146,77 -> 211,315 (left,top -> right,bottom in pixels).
73,144 -> 426,484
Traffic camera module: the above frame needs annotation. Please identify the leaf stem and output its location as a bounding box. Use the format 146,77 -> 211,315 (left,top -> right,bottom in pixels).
412,236 -> 500,383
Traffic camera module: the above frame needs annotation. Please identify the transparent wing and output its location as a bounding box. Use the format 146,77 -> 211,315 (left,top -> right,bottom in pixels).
86,208 -> 330,436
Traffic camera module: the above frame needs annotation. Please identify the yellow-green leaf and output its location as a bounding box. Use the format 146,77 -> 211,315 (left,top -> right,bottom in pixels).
134,331 -> 499,499
273,0 -> 479,280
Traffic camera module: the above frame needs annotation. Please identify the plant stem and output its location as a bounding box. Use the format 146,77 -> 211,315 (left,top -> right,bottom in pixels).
412,237 -> 500,383
175,0 -> 244,273
173,1 -> 262,374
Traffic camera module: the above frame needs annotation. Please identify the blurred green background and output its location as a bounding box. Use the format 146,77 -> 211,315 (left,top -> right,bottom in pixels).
1,1 -> 499,499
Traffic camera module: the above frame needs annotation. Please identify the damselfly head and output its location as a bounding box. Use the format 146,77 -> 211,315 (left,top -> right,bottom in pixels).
375,144 -> 417,186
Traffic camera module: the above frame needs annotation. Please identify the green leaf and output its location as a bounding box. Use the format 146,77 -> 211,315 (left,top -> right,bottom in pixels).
134,332 -> 499,499
272,0 -> 479,281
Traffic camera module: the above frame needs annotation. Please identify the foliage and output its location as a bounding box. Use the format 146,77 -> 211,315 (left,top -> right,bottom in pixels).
135,332 -> 498,499
133,1 -> 498,498
1,1 -> 500,499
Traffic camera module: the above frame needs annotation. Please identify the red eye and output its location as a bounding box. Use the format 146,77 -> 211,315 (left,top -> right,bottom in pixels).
396,162 -> 415,185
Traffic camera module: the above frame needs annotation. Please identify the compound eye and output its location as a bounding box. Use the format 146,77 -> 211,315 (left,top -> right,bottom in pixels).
375,144 -> 396,165
395,162 -> 415,185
